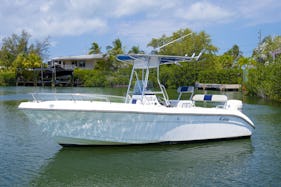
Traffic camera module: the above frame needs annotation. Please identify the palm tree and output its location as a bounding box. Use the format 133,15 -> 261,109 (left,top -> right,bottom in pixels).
112,38 -> 123,54
224,44 -> 242,59
105,38 -> 125,70
128,46 -> 144,54
89,42 -> 101,54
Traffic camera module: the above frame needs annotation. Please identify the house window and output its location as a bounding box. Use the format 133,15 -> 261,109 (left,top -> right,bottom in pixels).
78,61 -> 86,68
72,61 -> 78,67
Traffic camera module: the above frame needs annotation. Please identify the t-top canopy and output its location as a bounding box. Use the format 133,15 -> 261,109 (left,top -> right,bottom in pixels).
116,53 -> 202,69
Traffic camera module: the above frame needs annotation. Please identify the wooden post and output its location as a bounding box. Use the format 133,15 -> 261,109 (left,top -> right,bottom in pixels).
52,62 -> 56,87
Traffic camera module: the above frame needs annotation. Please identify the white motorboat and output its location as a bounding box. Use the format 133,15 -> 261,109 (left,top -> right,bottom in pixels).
18,36 -> 254,146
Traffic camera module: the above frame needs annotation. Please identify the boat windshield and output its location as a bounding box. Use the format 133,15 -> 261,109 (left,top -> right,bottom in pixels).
133,80 -> 154,95
133,80 -> 143,95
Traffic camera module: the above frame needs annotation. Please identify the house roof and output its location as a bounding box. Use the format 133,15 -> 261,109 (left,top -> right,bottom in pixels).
51,54 -> 105,61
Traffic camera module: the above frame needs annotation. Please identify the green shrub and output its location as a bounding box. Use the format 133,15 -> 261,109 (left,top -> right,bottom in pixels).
198,69 -> 242,84
0,70 -> 16,86
246,63 -> 281,101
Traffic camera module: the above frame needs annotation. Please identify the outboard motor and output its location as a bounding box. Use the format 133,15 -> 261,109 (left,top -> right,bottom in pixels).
225,100 -> 243,112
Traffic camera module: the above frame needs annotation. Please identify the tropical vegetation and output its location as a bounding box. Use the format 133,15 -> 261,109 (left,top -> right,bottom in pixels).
246,36 -> 281,101
0,29 -> 280,102
0,30 -> 49,85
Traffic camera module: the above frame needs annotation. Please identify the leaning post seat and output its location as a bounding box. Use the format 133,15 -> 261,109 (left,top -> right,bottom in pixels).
177,86 -> 194,100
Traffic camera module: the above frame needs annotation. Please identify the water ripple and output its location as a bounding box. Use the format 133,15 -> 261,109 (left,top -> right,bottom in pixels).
0,87 -> 281,186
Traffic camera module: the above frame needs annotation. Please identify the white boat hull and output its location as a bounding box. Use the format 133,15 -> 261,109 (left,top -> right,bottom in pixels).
19,101 -> 254,146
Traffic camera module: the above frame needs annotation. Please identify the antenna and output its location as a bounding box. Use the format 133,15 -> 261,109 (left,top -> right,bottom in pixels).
155,33 -> 193,51
258,30 -> 262,45
257,30 -> 262,62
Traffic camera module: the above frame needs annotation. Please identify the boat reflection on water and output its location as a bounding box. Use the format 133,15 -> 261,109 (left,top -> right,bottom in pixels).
31,139 -> 253,186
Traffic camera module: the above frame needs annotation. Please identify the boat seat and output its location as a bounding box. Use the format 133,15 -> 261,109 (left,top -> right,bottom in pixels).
192,94 -> 227,102
177,86 -> 194,100
177,86 -> 194,93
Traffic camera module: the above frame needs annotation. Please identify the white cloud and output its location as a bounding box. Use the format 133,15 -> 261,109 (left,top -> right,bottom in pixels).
176,2 -> 234,23
115,18 -> 190,52
0,0 -> 180,40
33,17 -> 107,37
0,0 -> 108,39
39,1 -> 53,13
0,0 -> 281,43
111,0 -> 174,17
236,0 -> 281,25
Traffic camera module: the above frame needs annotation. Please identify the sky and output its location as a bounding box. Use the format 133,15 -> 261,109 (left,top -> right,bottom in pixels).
1,0 -> 281,60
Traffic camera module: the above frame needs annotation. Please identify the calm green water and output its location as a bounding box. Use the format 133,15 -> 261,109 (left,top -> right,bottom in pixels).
1,86 -> 281,186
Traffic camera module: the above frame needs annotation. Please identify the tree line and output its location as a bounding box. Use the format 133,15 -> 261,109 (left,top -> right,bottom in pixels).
0,30 -> 49,85
0,28 -> 280,102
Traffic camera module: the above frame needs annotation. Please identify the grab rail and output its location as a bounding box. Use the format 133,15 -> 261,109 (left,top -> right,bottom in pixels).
160,84 -> 170,106
31,93 -> 126,103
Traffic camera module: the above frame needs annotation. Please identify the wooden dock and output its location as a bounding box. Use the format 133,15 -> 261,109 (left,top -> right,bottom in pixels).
195,83 -> 241,91
16,67 -> 74,87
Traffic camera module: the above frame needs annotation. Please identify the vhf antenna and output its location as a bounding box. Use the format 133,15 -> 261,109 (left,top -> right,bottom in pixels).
155,32 -> 193,51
